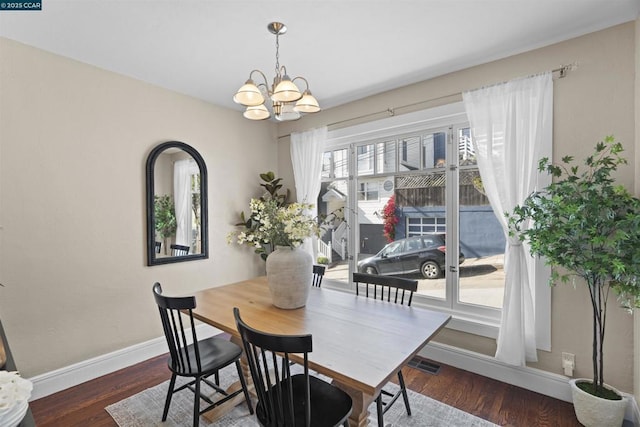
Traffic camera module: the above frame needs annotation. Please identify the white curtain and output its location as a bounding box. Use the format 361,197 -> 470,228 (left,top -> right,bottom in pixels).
462,72 -> 553,365
174,159 -> 199,248
290,126 -> 327,262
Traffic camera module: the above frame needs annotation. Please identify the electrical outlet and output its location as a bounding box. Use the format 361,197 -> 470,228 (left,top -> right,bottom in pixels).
562,352 -> 575,376
562,352 -> 575,366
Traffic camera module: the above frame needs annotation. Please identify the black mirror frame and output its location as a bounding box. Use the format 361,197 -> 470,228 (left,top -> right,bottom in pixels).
146,141 -> 208,266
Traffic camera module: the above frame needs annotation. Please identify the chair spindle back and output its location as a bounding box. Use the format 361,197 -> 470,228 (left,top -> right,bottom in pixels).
352,272 -> 418,306
153,283 -> 202,374
234,307 -> 314,426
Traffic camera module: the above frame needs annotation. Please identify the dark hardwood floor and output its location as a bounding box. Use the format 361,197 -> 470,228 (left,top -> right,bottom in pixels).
29,352 -> 580,427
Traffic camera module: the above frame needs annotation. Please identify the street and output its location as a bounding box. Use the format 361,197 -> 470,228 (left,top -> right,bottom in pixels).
324,255 -> 505,308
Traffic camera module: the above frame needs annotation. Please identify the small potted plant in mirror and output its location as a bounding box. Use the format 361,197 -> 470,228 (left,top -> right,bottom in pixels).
154,194 -> 177,255
507,136 -> 640,427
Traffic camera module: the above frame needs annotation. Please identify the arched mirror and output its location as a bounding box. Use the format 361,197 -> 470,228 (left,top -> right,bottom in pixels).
146,141 -> 208,265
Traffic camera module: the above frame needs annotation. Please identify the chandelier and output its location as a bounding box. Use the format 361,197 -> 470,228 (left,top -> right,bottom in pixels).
233,22 -> 320,121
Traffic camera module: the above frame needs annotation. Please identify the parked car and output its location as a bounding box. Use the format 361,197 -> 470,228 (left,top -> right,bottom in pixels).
357,234 -> 465,279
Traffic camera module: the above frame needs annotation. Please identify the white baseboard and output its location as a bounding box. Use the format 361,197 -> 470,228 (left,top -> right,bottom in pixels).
27,324 -> 221,401
420,341 -> 572,401
421,341 -> 640,426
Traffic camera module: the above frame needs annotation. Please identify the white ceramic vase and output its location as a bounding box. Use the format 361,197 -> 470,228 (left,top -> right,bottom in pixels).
265,245 -> 313,309
570,378 -> 628,427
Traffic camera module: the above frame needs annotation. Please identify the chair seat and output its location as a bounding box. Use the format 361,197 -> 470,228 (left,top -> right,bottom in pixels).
169,336 -> 243,376
257,374 -> 352,427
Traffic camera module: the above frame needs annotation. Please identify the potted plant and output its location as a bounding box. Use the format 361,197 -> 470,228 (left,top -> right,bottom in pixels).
154,194 -> 177,255
507,136 -> 640,426
228,197 -> 319,309
228,171 -> 340,259
229,171 -> 291,260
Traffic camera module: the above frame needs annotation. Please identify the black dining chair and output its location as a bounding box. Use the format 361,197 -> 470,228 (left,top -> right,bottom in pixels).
152,283 -> 253,427
233,307 -> 353,427
312,265 -> 326,287
155,241 -> 162,253
170,244 -> 190,256
352,272 -> 418,427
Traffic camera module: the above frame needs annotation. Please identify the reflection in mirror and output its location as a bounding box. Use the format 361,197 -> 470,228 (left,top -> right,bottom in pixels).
146,141 -> 208,265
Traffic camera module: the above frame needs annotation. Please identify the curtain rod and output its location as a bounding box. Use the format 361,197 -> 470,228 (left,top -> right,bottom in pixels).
278,63 -> 577,140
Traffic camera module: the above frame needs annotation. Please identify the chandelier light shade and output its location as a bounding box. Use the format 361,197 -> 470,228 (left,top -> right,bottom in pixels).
233,22 -> 321,121
243,104 -> 270,120
233,80 -> 264,106
295,90 -> 321,113
272,76 -> 302,103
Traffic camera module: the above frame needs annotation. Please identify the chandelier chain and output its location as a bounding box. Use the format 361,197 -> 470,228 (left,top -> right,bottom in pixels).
275,33 -> 280,78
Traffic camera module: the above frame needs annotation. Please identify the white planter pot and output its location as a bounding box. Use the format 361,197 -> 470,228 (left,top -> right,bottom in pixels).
570,378 -> 628,427
265,246 -> 313,309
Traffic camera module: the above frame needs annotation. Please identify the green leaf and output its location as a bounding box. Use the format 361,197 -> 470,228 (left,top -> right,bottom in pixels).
260,171 -> 276,182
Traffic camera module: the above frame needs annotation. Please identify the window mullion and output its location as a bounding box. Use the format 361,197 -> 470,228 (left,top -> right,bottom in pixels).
347,144 -> 358,278
445,127 -> 460,308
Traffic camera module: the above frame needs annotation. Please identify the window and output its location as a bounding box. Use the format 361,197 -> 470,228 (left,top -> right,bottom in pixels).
317,103 -> 531,340
321,151 -> 331,179
407,217 -> 446,235
399,136 -> 420,171
357,182 -> 379,201
376,141 -> 396,174
404,236 -> 423,252
381,240 -> 403,256
322,148 -> 348,179
318,103 -> 550,348
321,124 -> 506,316
423,132 -> 447,168
357,145 -> 374,176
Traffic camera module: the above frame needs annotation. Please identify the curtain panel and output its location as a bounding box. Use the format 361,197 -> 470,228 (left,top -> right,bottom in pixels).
463,72 -> 553,365
174,159 -> 199,248
290,126 -> 328,262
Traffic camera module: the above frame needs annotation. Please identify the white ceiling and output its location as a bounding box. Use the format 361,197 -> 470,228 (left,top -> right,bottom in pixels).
1,0 -> 638,112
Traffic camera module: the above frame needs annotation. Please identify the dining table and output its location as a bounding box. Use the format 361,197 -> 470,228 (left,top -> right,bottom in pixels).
191,276 -> 451,427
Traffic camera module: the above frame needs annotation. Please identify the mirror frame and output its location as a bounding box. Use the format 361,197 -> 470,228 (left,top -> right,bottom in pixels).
146,141 -> 209,265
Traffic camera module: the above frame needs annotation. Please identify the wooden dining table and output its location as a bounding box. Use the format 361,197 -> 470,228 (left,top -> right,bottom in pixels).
191,276 -> 451,427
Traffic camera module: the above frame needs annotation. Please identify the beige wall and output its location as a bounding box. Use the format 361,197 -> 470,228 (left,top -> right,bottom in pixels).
0,37 -> 277,377
279,23 -> 637,393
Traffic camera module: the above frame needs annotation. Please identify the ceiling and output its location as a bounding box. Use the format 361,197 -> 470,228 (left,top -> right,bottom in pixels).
1,1 -> 638,113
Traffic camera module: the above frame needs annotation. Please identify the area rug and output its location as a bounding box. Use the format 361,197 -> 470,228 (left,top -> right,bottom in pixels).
106,368 -> 498,427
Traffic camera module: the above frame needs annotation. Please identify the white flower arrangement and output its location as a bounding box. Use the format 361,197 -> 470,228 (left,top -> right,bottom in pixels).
228,197 -> 319,252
